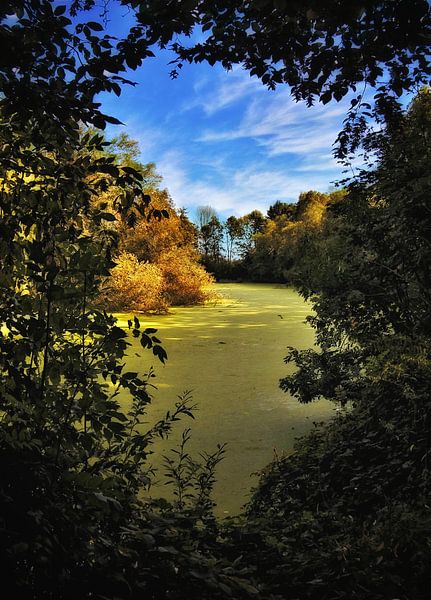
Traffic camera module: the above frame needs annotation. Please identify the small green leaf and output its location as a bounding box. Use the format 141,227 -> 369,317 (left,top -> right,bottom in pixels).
87,21 -> 104,31
153,345 -> 168,364
100,212 -> 116,222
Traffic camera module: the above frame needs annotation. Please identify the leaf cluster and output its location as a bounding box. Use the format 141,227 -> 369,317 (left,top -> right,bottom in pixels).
238,89 -> 431,599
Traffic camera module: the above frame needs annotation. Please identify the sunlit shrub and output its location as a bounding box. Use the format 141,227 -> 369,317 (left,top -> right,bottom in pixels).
98,252 -> 167,312
158,249 -> 215,306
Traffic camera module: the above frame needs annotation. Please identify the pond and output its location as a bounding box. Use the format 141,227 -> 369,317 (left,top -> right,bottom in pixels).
115,283 -> 334,516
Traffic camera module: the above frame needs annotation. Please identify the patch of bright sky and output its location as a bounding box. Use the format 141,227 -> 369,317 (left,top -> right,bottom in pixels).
97,3 -> 358,221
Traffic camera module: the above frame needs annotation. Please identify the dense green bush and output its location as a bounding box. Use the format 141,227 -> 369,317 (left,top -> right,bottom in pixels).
0,4 -> 248,597
246,347 -> 431,599
238,90 -> 431,600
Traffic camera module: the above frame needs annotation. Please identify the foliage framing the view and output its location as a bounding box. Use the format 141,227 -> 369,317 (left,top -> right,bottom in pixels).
0,2 -> 253,598
249,89 -> 431,599
1,1 -> 430,599
128,0 -> 430,160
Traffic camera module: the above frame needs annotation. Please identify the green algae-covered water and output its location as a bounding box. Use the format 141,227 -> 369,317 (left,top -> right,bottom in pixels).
115,283 -> 334,516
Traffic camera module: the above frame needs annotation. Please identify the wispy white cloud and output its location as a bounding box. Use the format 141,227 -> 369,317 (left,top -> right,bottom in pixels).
182,66 -> 265,115
294,155 -> 342,172
157,152 -> 343,218
198,87 -> 350,159
113,115 -> 167,159
156,150 -> 237,211
107,57 -> 354,217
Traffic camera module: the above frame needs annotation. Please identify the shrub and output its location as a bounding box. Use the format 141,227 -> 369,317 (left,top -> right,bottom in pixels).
158,249 -> 215,306
98,252 -> 167,312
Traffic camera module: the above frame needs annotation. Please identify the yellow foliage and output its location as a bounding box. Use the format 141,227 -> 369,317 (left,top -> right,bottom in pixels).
97,250 -> 214,313
118,194 -> 197,263
158,249 -> 215,306
98,252 -> 168,312
88,136 -> 211,311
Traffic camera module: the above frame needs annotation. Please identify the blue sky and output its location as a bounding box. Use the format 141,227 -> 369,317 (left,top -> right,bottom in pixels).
98,6 -> 356,221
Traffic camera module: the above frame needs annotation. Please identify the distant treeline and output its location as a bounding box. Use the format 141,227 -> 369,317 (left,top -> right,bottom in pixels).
194,189 -> 346,282
93,134 -> 351,308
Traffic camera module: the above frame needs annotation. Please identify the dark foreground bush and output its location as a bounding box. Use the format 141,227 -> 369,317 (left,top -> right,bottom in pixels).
242,348 -> 431,600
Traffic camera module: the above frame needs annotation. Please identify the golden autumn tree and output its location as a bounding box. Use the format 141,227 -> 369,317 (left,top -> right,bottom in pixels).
93,133 -> 214,311
247,190 -> 346,282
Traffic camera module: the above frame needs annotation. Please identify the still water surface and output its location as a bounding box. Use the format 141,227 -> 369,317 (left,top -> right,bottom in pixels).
116,283 -> 334,516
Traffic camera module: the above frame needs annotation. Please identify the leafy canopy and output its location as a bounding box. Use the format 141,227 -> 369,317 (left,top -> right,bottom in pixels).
132,0 -> 430,157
